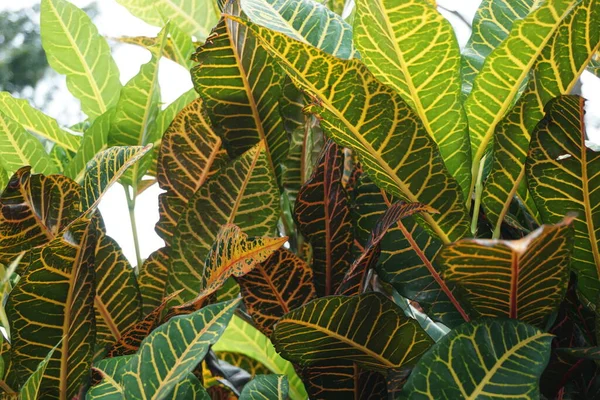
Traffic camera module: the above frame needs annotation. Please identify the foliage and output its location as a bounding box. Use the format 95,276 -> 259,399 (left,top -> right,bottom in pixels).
0,0 -> 599,398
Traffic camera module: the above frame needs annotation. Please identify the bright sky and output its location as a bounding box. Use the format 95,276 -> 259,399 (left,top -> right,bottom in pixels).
2,0 -> 600,265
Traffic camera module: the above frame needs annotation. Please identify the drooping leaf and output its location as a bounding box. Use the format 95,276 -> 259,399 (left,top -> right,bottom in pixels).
138,248 -> 169,315
294,140 -> 353,296
354,0 -> 471,196
94,231 -> 142,349
239,0 -> 355,59
20,345 -> 57,400
0,167 -> 81,265
81,145 -> 152,211
116,0 -> 221,40
41,0 -> 121,118
156,97 -> 228,243
6,217 -> 97,399
464,0 -> 577,196
482,0 -> 600,236
0,92 -> 80,152
237,248 -> 315,335
232,16 -> 470,244
239,375 -> 288,400
213,315 -> 307,400
273,292 -> 433,371
337,201 -> 437,296
166,142 -> 279,304
121,299 -> 239,400
438,218 -> 574,328
461,0 -> 537,96
527,95 -> 600,304
400,319 -> 553,399
0,111 -> 58,176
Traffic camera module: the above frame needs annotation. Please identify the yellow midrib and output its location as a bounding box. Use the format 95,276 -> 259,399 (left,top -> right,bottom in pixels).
159,0 -> 208,38
94,294 -> 122,341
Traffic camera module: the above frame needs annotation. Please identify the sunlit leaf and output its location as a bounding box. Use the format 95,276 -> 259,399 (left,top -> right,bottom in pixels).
237,248 -> 315,335
7,217 -> 97,399
20,345 -> 56,400
354,0 -> 471,196
273,292 -> 433,371
121,299 -> 239,399
401,319 -> 553,399
40,0 -> 121,118
526,95 -> 600,304
138,248 -> 169,315
239,375 -> 288,400
0,112 -> 58,176
166,142 -> 279,304
438,218 -> 574,328
213,315 -> 307,400
170,374 -> 210,400
232,16 -> 470,244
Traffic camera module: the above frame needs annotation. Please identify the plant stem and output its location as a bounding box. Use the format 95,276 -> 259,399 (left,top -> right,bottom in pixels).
470,154 -> 487,236
124,185 -> 143,273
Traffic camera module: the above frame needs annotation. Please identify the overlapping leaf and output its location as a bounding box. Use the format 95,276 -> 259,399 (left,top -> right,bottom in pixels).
483,0 -> 600,236
20,345 -> 56,400
121,299 -> 239,400
464,0 -> 577,196
138,248 -> 169,315
232,16 -> 470,244
273,292 -> 433,371
156,97 -> 228,243
354,0 -> 471,196
165,142 -> 279,304
294,140 -> 353,296
527,95 -> 600,304
41,0 -> 121,118
401,319 -> 553,399
237,248 -> 315,335
300,363 -> 387,400
438,218 -> 574,328
239,375 -> 288,400
6,217 -> 97,399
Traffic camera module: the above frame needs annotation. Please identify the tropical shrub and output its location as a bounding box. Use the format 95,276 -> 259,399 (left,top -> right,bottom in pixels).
0,0 -> 599,398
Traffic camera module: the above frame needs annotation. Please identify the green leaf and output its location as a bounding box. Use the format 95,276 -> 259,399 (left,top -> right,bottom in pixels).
526,95 -> 600,304
588,51 -> 600,76
94,231 -> 142,349
438,218 -> 574,328
0,111 -> 58,176
213,315 -> 307,400
272,292 -> 433,371
109,25 -> 168,186
87,356 -> 132,400
0,167 -> 81,265
239,375 -> 288,400
237,248 -> 316,335
156,97 -> 228,244
354,0 -> 471,196
81,145 -> 152,211
169,374 -> 210,400
41,0 -> 122,118
191,12 -> 287,182
0,92 -> 80,152
401,319 -> 554,399
165,142 -> 279,304
232,16 -> 470,244
116,0 -> 221,40
138,248 -> 169,316
240,0 -> 355,58
461,0 -> 537,96
0,167 -> 7,193
482,0 -> 600,237
300,363 -> 387,400
464,0 -> 577,196
20,345 -> 57,400
294,140 -> 353,296
64,109 -> 113,183
121,299 -> 239,400
6,217 -> 97,399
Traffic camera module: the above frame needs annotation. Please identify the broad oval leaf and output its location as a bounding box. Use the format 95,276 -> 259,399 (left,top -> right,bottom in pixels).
526,95 -> 600,304
231,16 -> 470,244
237,248 -> 316,335
41,0 -> 122,118
354,0 -> 471,195
401,319 -> 554,399
239,375 -> 288,400
122,299 -> 239,400
438,218 -> 574,328
272,292 -> 433,371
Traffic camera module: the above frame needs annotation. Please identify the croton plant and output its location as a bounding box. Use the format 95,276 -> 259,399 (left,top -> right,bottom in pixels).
0,0 -> 599,398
